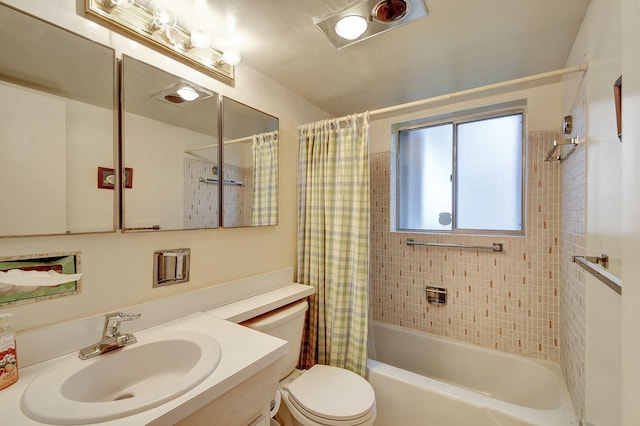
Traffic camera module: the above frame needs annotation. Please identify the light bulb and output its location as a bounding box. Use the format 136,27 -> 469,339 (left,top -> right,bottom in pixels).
335,15 -> 368,40
177,86 -> 199,101
153,7 -> 177,29
189,28 -> 211,49
164,27 -> 182,45
226,13 -> 237,31
220,48 -> 241,66
108,0 -> 134,8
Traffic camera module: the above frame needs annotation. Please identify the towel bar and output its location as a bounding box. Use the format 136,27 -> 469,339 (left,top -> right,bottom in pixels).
406,239 -> 503,252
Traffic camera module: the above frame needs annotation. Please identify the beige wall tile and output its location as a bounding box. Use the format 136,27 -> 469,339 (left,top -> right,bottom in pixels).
370,130 -> 560,362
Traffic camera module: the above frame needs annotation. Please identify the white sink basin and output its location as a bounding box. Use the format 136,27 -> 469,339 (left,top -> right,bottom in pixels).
21,330 -> 221,425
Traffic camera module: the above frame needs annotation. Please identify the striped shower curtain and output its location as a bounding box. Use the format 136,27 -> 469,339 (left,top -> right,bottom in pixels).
297,113 -> 370,376
251,131 -> 279,226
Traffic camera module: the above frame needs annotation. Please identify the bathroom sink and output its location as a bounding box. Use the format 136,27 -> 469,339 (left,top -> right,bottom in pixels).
21,330 -> 222,425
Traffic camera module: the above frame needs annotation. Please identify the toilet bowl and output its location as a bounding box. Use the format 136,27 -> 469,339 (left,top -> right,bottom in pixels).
242,300 -> 376,426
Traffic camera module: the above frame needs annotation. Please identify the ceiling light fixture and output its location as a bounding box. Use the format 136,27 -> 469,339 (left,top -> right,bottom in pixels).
152,81 -> 213,106
85,0 -> 239,84
335,15 -> 368,40
316,0 -> 428,49
372,0 -> 409,23
176,86 -> 199,101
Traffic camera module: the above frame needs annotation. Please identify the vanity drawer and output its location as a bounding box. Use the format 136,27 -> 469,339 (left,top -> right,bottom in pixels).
173,361 -> 279,426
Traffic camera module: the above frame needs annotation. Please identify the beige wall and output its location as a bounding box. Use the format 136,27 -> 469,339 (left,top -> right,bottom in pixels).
370,82 -> 562,154
621,0 -> 640,423
561,0 -> 623,424
0,0 -> 330,333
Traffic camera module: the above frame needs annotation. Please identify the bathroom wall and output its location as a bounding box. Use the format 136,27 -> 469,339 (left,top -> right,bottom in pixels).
621,0 -> 640,423
65,101 -> 114,233
0,83 -> 67,235
124,112 -> 216,230
0,0 -> 330,333
369,84 -> 563,361
561,0 -> 623,423
559,129 -> 587,417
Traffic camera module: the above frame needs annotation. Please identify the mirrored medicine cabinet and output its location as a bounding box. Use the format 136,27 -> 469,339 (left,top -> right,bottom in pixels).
121,55 -> 221,232
221,98 -> 279,228
0,4 -> 279,237
121,57 -> 280,231
0,3 -> 117,237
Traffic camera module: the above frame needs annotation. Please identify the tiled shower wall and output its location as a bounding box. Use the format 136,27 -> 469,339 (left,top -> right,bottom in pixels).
223,163 -> 253,227
184,158 -> 251,228
559,137 -> 587,413
184,158 -> 219,229
370,130 -> 561,361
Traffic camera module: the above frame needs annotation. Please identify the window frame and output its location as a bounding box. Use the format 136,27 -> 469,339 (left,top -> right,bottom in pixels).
391,102 -> 527,236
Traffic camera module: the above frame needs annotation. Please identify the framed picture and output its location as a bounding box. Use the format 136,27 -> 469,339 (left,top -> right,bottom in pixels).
614,75 -> 622,142
98,167 -> 134,189
98,167 -> 116,189
123,167 -> 133,188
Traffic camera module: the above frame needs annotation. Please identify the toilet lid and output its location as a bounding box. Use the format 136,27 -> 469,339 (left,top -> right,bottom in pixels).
287,365 -> 376,422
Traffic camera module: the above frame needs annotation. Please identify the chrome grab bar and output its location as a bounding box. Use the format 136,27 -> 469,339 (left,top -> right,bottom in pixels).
406,239 -> 503,252
572,255 -> 622,295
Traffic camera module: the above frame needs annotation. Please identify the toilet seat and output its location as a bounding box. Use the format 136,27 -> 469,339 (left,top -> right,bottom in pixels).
283,365 -> 376,425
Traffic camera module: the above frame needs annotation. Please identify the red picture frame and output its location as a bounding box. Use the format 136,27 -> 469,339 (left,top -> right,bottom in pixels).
97,167 -> 133,189
614,76 -> 622,142
123,167 -> 133,189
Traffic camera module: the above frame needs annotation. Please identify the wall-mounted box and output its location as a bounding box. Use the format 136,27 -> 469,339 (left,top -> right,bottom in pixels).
0,252 -> 81,307
153,249 -> 190,287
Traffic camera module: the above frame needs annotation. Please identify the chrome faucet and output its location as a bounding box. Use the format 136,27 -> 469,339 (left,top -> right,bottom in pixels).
78,312 -> 141,360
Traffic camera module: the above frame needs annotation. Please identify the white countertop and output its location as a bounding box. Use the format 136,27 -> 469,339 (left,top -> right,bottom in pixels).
206,283 -> 315,323
1,271 -> 315,425
1,313 -> 287,425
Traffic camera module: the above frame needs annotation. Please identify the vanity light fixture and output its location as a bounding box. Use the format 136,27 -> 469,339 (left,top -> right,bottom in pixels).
186,27 -> 211,50
151,6 -> 177,30
84,0 -> 238,84
105,0 -> 135,9
316,0 -> 428,48
218,48 -> 242,67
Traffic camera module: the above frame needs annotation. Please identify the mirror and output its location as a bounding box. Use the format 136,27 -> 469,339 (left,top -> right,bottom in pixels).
122,55 -> 220,231
221,98 -> 279,227
0,4 -> 117,237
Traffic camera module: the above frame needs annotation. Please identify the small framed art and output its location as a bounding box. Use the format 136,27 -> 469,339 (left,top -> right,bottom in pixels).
98,167 -> 133,189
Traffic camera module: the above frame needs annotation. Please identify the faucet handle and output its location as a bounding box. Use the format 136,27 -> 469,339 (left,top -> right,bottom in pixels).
104,311 -> 141,337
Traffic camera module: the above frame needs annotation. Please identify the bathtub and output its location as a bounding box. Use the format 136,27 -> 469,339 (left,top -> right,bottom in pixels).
366,321 -> 578,426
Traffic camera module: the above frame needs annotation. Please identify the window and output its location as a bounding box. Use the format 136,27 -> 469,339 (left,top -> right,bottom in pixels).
393,106 -> 524,234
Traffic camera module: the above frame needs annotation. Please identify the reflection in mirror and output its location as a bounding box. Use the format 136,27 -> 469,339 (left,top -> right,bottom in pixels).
0,4 -> 116,237
122,56 -> 220,231
221,98 -> 279,227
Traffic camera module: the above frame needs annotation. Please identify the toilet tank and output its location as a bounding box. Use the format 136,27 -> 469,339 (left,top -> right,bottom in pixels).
241,299 -> 308,379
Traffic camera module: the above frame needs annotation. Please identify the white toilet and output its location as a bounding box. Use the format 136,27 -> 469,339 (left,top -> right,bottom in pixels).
242,300 -> 376,426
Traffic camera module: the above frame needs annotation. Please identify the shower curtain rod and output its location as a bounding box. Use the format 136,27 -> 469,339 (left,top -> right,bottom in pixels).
186,131 -> 278,154
184,136 -> 252,154
364,63 -> 589,118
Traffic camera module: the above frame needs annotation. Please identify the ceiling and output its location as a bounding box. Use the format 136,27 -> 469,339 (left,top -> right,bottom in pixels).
2,0 -> 592,118
195,0 -> 591,116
